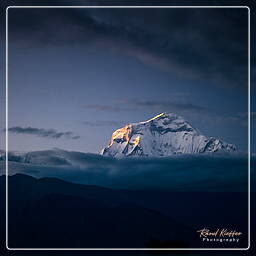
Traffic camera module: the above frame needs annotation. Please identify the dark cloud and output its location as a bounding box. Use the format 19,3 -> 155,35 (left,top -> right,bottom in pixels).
5,127 -> 80,140
120,99 -> 208,113
83,104 -> 130,112
0,149 -> 251,192
84,99 -> 208,114
7,7 -> 249,89
83,120 -> 124,127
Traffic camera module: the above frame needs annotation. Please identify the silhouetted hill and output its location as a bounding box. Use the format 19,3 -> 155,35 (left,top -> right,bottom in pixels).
0,174 -> 249,249
2,174 -> 194,248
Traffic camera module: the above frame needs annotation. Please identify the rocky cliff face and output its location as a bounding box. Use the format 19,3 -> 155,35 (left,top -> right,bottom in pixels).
100,113 -> 236,157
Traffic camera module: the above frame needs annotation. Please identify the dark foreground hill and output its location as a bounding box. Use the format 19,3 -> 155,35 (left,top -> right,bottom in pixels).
0,174 -> 248,249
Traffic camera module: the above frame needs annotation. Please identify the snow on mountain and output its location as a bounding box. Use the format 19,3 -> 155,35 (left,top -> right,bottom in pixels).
0,149 -> 72,166
100,113 -> 237,158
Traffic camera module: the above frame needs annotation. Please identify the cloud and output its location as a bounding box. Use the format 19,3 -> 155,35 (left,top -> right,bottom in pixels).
5,126 -> 80,140
120,99 -> 208,113
83,104 -> 130,112
84,99 -> 207,114
7,7 -> 249,89
0,149 -> 252,192
83,121 -> 124,127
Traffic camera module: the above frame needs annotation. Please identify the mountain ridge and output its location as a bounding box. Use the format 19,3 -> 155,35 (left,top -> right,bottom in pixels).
100,113 -> 237,158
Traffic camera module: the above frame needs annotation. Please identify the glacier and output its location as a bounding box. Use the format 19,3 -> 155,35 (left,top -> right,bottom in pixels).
100,113 -> 237,158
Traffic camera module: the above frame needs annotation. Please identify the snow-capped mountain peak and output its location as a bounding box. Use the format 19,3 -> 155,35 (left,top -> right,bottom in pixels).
100,113 -> 236,158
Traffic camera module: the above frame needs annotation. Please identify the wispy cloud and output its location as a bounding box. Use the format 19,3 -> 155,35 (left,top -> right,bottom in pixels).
5,127 -> 80,140
120,99 -> 208,113
83,104 -> 130,112
83,121 -> 124,127
84,99 -> 207,114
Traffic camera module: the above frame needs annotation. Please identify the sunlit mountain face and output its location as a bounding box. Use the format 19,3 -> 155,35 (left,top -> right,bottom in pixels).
101,113 -> 237,158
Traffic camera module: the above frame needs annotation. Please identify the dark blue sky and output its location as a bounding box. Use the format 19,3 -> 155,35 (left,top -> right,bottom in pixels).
0,4 -> 253,153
